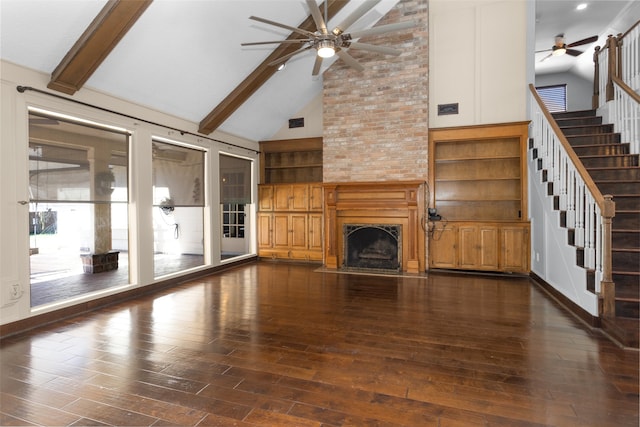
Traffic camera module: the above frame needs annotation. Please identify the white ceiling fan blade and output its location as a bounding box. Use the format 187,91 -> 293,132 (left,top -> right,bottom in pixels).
336,50 -> 364,71
305,0 -> 328,34
312,55 -> 323,76
249,15 -> 316,38
539,53 -> 552,62
332,0 -> 381,35
348,42 -> 401,56
242,39 -> 312,46
268,45 -> 314,66
348,21 -> 416,39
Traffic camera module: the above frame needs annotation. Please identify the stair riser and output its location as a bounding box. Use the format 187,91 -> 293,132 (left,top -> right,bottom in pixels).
581,156 -> 639,168
562,125 -> 614,136
615,300 -> 639,319
567,134 -> 621,145
613,232 -> 640,249
612,251 -> 640,272
613,214 -> 640,230
595,182 -> 640,196
552,110 -> 596,119
610,196 -> 640,211
589,168 -> 640,181
557,117 -> 603,127
613,272 -> 640,289
574,144 -> 628,156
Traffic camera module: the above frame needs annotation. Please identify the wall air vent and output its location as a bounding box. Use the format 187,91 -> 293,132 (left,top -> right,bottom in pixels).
288,117 -> 304,128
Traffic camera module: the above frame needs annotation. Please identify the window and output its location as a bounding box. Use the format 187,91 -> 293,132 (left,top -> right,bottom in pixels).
28,110 -> 130,307
536,84 -> 567,112
219,154 -> 253,260
222,203 -> 245,238
152,140 -> 205,277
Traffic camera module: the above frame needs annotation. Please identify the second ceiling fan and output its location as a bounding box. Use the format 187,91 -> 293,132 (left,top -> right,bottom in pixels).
241,0 -> 416,76
538,33 -> 598,62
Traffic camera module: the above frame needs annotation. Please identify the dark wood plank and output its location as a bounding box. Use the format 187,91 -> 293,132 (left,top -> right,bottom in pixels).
0,261 -> 638,426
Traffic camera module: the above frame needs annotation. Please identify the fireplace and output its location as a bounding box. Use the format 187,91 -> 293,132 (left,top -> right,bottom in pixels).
343,224 -> 401,271
323,181 -> 425,273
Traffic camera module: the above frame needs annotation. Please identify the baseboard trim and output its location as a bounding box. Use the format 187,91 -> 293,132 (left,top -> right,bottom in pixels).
529,272 -> 601,328
0,257 -> 257,339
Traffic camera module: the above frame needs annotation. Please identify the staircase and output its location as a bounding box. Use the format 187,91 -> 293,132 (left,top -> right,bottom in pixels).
553,109 -> 640,348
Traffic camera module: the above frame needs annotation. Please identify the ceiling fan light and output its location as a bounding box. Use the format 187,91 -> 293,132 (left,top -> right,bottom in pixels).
317,40 -> 335,58
552,45 -> 566,56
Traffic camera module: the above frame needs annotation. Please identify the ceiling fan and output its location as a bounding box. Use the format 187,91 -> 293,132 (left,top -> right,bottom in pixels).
538,33 -> 598,62
241,0 -> 416,76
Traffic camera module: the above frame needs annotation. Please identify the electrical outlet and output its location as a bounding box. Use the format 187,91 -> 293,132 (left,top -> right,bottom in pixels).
10,283 -> 22,300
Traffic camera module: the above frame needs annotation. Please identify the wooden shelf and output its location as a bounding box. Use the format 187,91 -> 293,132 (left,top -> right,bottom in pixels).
260,138 -> 322,184
428,122 -> 530,273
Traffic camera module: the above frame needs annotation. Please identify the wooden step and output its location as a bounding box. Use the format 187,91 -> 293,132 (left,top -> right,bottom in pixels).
566,133 -> 621,145
552,109 -> 596,119
594,180 -> 640,196
613,212 -> 640,229
612,229 -> 640,249
609,195 -> 640,211
580,154 -> 639,168
561,124 -> 614,136
588,167 -> 640,181
556,116 -> 603,127
612,248 -> 640,272
573,143 -> 628,156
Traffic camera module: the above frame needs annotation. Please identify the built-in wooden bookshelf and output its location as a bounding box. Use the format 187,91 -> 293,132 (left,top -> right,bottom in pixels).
428,122 -> 530,273
259,137 -> 322,184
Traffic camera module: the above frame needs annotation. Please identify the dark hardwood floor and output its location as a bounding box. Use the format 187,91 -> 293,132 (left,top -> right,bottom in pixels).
1,261 -> 638,426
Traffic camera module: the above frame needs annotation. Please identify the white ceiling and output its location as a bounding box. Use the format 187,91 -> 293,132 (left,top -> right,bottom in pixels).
1,0 -> 638,142
534,0 -> 639,79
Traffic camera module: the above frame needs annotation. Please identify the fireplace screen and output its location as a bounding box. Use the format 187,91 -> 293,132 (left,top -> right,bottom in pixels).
343,224 -> 401,271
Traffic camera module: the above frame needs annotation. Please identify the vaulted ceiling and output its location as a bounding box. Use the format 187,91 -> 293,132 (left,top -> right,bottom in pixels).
1,0 -> 400,141
1,0 -> 637,142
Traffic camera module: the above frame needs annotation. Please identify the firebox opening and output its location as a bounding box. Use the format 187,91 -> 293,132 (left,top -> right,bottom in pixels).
343,224 -> 401,272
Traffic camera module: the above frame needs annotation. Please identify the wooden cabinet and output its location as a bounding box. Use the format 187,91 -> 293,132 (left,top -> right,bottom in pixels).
430,221 -> 529,273
259,138 -> 322,184
428,122 -> 530,273
258,183 -> 323,262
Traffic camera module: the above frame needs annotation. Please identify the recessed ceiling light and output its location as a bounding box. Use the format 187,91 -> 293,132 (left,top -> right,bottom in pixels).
576,3 -> 588,10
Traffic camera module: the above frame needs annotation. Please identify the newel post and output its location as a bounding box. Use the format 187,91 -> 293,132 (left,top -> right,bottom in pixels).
605,35 -> 618,102
601,195 -> 616,318
592,45 -> 600,109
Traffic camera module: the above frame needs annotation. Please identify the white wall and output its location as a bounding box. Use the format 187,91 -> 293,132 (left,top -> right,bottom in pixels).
535,72 -> 593,112
269,92 -> 323,140
527,144 -> 599,315
0,60 -> 260,326
429,0 -> 528,128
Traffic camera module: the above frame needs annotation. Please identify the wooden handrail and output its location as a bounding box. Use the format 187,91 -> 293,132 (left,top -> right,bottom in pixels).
612,75 -> 640,103
529,84 -> 607,211
619,19 -> 640,40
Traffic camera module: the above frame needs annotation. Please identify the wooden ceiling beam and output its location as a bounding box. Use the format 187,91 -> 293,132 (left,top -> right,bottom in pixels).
198,0 -> 350,135
47,0 -> 153,95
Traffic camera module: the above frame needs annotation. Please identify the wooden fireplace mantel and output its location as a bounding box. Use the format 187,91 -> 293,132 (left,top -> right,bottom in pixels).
323,181 -> 426,273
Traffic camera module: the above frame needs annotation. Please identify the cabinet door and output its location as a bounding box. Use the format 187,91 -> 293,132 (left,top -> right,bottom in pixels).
458,225 -> 480,269
257,213 -> 272,249
258,185 -> 273,211
478,226 -> 499,270
272,214 -> 290,249
308,213 -> 323,251
309,184 -> 323,211
290,185 -> 309,211
500,225 -> 529,272
289,213 -> 308,249
429,224 -> 457,269
458,225 -> 498,270
274,186 -> 292,211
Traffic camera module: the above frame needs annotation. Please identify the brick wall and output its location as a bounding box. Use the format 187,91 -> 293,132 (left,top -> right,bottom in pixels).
323,0 -> 428,183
